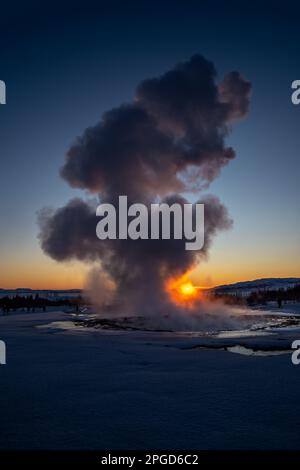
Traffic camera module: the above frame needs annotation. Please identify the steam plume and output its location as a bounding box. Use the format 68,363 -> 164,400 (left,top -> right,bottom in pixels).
38,54 -> 251,318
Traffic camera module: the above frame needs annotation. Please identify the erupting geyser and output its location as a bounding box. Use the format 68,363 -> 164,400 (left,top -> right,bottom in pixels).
38,54 -> 251,319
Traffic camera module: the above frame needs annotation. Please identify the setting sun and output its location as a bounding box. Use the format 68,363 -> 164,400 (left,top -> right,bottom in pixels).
165,272 -> 204,307
179,282 -> 197,296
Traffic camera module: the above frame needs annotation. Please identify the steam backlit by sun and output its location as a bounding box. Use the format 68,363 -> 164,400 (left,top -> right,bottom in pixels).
165,271 -> 205,308
38,54 -> 251,320
180,282 -> 196,296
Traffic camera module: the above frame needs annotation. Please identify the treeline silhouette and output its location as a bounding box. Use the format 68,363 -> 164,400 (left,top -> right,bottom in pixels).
1,284 -> 300,314
211,283 -> 300,307
246,283 -> 300,306
0,294 -> 82,314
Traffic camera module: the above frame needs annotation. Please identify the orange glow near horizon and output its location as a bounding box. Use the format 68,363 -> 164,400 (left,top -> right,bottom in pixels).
0,253 -> 89,290
1,246 -> 299,291
2,262 -> 300,291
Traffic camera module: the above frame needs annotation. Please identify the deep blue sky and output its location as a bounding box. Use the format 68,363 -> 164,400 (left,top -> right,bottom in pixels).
0,1 -> 299,287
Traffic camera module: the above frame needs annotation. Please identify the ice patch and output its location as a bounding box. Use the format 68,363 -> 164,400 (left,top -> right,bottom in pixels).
37,321 -> 81,331
217,329 -> 273,338
227,345 -> 291,357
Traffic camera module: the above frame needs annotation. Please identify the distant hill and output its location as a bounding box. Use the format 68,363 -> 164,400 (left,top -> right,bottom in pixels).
0,289 -> 82,299
213,278 -> 300,296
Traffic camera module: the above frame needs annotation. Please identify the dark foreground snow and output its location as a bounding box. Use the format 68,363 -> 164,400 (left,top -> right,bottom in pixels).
1,310 -> 300,449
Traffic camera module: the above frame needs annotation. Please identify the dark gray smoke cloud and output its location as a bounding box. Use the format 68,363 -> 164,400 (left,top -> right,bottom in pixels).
38,54 -> 251,316
61,55 -> 251,197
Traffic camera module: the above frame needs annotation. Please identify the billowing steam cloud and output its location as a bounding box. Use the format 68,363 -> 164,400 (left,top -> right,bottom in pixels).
38,55 -> 251,318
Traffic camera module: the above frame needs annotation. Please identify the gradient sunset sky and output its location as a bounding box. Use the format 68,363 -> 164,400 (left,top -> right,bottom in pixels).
0,1 -> 299,289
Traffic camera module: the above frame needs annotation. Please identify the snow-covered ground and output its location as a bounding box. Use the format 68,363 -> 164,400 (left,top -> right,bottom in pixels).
1,306 -> 300,449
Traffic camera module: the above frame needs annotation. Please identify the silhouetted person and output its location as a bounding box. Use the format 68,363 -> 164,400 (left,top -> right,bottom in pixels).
277,297 -> 282,308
